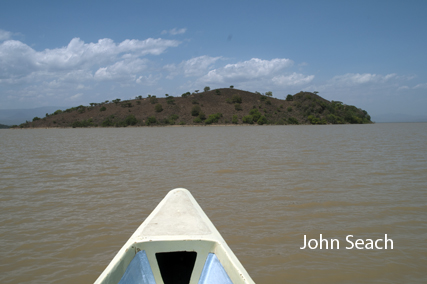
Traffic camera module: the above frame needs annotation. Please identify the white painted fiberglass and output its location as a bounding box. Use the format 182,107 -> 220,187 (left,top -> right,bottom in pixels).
94,188 -> 254,284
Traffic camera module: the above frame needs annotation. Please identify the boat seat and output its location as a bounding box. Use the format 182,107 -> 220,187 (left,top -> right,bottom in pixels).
198,253 -> 233,284
118,251 -> 156,284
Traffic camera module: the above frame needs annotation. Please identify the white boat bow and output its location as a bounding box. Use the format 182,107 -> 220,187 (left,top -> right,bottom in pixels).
94,188 -> 255,284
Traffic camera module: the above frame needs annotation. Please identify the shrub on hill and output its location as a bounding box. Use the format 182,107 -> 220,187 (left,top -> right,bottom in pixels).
249,109 -> 262,122
149,96 -> 158,104
124,114 -> 138,126
146,116 -> 157,125
72,118 -> 94,128
102,115 -> 115,127
166,96 -> 175,105
288,117 -> 299,125
155,104 -> 163,112
191,105 -> 201,116
121,102 -> 132,108
257,115 -> 268,125
198,112 -> 206,121
232,95 -> 242,103
242,115 -> 254,124
205,113 -> 222,124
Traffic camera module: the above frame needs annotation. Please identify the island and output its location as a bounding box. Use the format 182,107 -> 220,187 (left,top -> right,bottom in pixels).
12,88 -> 372,128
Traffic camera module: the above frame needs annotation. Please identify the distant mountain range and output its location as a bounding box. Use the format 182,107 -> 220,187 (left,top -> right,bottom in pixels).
0,106 -> 67,126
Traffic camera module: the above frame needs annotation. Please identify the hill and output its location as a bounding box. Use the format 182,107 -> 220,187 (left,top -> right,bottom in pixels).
12,88 -> 372,128
0,123 -> 10,129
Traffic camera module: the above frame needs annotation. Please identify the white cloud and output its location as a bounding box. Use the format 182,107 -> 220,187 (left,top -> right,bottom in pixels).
161,28 -> 187,35
94,58 -> 147,81
0,37 -> 180,82
0,29 -> 12,41
397,85 -> 410,91
136,74 -> 162,85
330,73 -> 397,86
413,83 -> 427,89
70,93 -> 83,100
271,73 -> 314,86
165,56 -> 222,78
199,58 -> 293,84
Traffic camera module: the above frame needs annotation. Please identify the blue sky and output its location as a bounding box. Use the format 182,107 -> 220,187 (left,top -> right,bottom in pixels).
1,0 -> 426,119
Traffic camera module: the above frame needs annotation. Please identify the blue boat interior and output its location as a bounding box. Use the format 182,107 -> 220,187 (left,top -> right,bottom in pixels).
118,250 -> 233,284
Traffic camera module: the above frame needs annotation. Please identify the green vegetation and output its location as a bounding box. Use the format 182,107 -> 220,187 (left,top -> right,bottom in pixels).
0,123 -> 10,129
155,103 -> 163,112
72,118 -> 94,128
149,95 -> 158,104
146,116 -> 157,125
121,102 -> 132,108
232,94 -> 242,103
257,115 -> 267,125
204,86 -> 210,92
265,91 -> 273,97
198,112 -> 206,121
124,114 -> 138,126
33,117 -> 41,121
191,105 -> 201,116
288,117 -> 299,125
205,113 -> 222,124
307,115 -> 327,125
235,103 -> 242,111
102,115 -> 115,127
286,94 -> 293,101
215,90 -> 221,95
162,114 -> 179,125
166,96 -> 175,105
100,106 -> 106,111
242,115 -> 253,124
232,115 -> 238,124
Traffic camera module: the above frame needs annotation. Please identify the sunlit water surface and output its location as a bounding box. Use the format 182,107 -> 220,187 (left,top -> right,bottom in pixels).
1,123 -> 426,283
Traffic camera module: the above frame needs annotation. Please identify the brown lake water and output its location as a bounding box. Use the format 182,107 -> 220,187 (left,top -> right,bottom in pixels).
1,123 -> 426,283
